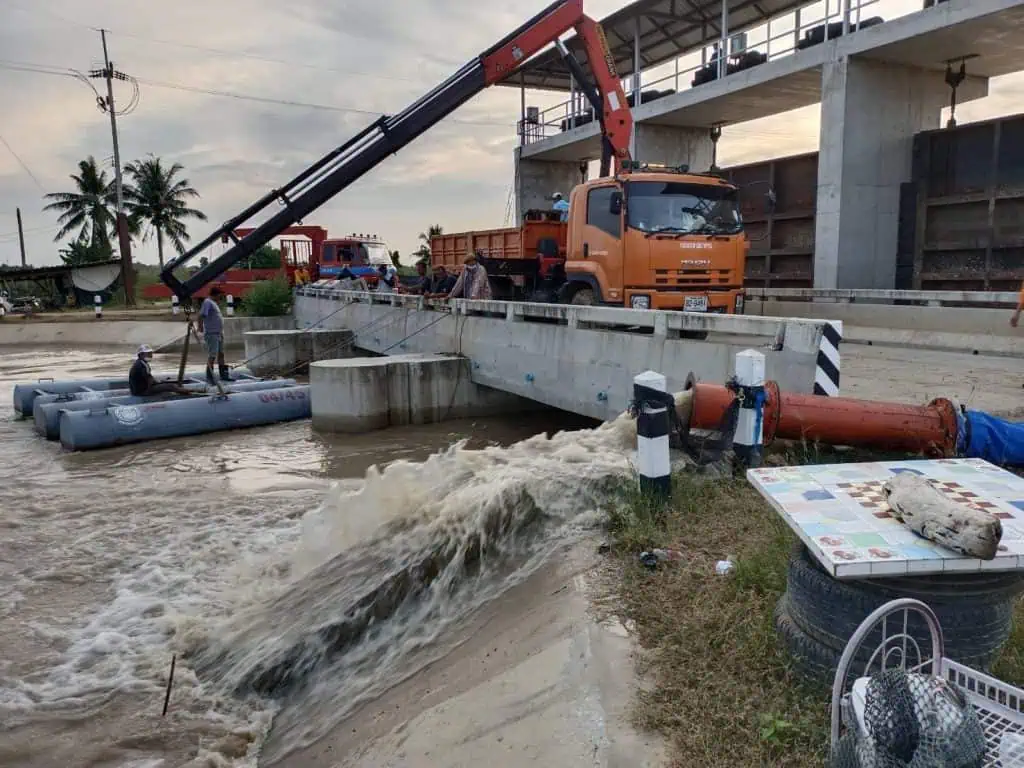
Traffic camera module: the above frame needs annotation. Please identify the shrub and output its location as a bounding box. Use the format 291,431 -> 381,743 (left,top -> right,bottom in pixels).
244,277 -> 292,316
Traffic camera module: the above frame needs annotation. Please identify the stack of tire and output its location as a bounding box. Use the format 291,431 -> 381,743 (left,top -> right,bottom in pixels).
775,545 -> 1024,685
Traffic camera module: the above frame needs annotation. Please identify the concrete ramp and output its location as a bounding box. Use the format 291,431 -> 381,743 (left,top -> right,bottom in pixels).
295,289 -> 838,421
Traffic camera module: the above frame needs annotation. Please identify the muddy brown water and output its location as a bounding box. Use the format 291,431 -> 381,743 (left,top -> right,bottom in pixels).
0,348 -> 636,767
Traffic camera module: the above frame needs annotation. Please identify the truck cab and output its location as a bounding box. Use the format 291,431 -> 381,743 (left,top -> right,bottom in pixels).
563,165 -> 749,314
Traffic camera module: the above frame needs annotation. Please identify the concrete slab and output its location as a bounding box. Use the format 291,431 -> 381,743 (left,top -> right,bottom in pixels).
846,0 -> 1024,77
521,0 -> 1009,164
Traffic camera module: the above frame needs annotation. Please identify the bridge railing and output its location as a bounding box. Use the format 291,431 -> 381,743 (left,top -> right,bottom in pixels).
748,288 -> 1020,307
295,286 -> 837,346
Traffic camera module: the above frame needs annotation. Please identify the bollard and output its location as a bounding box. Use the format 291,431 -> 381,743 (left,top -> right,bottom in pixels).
172,295 -> 179,316
733,349 -> 766,468
227,294 -> 235,317
634,370 -> 671,497
94,294 -> 102,319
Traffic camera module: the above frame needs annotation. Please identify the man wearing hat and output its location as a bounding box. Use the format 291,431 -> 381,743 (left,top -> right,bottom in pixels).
129,345 -> 194,397
446,251 -> 492,301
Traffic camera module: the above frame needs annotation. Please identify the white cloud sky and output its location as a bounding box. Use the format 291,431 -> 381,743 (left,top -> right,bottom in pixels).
0,0 -> 1021,267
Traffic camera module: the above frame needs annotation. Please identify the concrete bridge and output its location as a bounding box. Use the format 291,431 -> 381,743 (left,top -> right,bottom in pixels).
293,287 -> 838,422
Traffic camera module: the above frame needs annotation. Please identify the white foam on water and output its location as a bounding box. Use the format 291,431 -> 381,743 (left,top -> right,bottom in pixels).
0,391 -> 639,766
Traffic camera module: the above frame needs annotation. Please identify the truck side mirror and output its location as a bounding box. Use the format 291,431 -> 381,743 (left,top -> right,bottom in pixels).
609,191 -> 623,216
765,188 -> 777,214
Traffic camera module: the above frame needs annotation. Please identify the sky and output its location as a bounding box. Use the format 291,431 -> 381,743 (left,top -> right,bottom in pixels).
0,0 -> 1022,268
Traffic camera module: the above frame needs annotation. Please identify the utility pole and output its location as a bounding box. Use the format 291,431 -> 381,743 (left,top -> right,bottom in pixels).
96,30 -> 135,306
15,208 -> 26,268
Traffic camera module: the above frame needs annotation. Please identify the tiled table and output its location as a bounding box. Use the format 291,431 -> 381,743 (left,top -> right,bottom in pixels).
747,458 -> 1024,580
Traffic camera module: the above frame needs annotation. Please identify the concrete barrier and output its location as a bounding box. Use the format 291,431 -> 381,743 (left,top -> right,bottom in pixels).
296,289 -> 833,422
0,316 -> 293,350
310,353 -> 535,433
243,328 -> 356,376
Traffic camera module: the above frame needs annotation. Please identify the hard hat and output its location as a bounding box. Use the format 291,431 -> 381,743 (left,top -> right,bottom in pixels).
137,344 -> 154,356
553,192 -> 564,200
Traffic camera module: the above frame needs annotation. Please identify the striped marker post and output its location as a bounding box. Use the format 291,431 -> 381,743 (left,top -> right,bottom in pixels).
227,294 -> 235,317
634,370 -> 671,498
733,349 -> 766,468
814,320 -> 842,396
94,294 -> 102,320
172,295 -> 180,316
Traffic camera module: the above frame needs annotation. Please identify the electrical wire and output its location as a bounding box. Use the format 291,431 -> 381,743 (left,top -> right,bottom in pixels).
0,133 -> 46,191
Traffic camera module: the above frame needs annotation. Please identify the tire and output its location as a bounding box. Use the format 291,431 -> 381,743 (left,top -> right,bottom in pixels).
569,287 -> 596,306
774,594 -> 842,684
786,545 -> 1018,666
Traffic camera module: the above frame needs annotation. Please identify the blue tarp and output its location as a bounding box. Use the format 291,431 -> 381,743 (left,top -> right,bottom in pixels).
963,410 -> 1024,466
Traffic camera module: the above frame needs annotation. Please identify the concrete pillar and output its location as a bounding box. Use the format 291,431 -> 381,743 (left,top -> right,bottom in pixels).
308,329 -> 355,362
633,124 -> 714,172
814,57 -> 988,289
311,354 -> 537,434
514,148 -> 587,223
243,330 -> 312,377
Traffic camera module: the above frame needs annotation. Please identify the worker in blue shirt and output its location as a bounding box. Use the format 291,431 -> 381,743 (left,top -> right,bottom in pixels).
552,192 -> 570,221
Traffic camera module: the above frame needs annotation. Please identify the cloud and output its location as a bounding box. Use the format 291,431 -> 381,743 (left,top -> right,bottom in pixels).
0,0 -> 1022,271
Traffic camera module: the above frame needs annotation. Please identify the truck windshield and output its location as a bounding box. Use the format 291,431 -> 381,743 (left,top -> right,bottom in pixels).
626,181 -> 742,236
364,242 -> 391,266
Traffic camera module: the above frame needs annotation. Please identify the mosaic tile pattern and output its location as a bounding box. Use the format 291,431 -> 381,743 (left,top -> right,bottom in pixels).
746,459 -> 1024,580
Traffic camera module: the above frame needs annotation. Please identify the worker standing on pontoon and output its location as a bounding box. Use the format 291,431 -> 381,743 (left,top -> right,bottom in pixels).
197,287 -> 232,385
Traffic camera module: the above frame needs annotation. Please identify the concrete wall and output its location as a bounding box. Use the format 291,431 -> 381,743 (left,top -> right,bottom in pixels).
0,316 -> 293,350
814,58 -> 987,290
514,148 -> 587,222
296,291 -> 828,421
634,124 -> 714,171
747,297 -> 1020,355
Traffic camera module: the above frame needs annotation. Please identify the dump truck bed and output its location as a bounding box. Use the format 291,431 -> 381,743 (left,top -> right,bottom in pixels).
430,220 -> 567,271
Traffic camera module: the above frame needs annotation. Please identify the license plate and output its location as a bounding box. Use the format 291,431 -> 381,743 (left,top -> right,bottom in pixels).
683,296 -> 708,312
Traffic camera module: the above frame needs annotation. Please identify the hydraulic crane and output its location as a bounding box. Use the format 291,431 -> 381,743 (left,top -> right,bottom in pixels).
159,0 -> 633,301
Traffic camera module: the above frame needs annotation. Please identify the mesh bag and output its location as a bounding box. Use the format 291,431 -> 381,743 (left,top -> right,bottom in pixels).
830,668 -> 987,768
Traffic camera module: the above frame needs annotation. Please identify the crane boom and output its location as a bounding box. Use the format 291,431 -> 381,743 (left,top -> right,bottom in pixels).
159,0 -> 632,301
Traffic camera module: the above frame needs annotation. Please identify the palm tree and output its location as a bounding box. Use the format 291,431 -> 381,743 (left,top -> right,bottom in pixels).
415,224 -> 442,259
124,154 -> 207,268
42,156 -> 117,255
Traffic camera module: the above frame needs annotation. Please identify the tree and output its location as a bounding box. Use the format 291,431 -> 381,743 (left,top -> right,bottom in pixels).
43,156 -> 118,253
246,244 -> 282,269
59,234 -> 114,266
415,224 -> 442,260
124,154 -> 207,269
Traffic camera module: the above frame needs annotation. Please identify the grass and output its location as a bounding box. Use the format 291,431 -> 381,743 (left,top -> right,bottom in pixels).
603,456 -> 1024,767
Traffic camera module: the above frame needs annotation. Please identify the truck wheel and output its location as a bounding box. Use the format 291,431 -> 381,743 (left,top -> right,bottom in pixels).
570,287 -> 596,306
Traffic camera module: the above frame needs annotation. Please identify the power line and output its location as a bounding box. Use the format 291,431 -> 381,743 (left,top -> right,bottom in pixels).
0,133 -> 46,191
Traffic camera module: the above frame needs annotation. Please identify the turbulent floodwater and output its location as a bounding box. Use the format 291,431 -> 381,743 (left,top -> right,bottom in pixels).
0,348 -> 637,767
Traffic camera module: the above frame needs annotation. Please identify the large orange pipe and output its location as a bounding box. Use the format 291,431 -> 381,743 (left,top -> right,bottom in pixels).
685,382 -> 959,457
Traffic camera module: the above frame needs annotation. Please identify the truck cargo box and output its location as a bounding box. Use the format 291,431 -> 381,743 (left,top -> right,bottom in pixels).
430,219 -> 567,273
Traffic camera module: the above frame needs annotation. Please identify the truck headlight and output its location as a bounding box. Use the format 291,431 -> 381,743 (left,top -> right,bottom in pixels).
631,295 -> 651,310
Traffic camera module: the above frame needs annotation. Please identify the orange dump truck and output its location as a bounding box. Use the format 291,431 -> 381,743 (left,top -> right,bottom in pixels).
432,164 -> 758,313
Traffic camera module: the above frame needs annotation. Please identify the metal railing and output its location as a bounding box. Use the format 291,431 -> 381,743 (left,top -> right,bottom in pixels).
748,288 -> 1021,307
519,0 -> 884,145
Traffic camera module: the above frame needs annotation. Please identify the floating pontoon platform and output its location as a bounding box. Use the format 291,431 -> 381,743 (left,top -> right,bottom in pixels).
59,384 -> 311,451
33,378 -> 298,440
13,368 -> 254,417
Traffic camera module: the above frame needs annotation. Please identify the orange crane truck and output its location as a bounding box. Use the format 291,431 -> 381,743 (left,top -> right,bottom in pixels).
431,163 -> 755,314
158,0 -> 768,318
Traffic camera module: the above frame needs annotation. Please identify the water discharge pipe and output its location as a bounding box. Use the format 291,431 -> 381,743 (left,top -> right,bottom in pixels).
681,379 -> 960,457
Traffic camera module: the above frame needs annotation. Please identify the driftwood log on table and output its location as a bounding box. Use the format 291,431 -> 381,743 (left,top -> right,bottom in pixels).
882,474 -> 1003,560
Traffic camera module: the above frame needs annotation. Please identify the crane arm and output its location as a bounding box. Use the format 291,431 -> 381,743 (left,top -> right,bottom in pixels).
160,0 -> 631,301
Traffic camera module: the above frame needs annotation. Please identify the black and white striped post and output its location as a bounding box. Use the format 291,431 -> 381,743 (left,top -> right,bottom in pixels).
93,294 -> 102,320
634,370 -> 671,497
172,295 -> 180,316
226,294 -> 235,317
733,349 -> 766,468
813,320 -> 842,396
